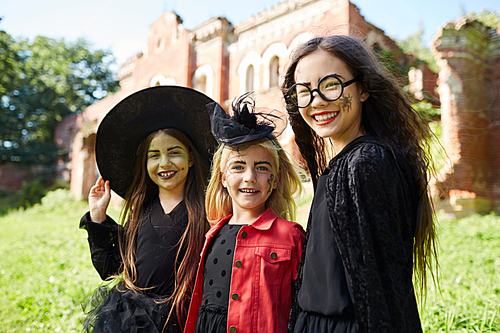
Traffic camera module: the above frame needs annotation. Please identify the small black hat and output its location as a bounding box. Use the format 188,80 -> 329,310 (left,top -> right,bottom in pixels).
207,93 -> 283,145
96,86 -> 217,198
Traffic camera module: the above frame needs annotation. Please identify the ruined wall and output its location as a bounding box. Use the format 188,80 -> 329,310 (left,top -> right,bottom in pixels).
134,12 -> 191,88
487,29 -> 500,210
432,18 -> 500,213
190,17 -> 234,102
57,0 -> 408,201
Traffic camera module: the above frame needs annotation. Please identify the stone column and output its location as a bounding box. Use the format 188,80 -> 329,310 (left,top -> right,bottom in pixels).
432,18 -> 500,213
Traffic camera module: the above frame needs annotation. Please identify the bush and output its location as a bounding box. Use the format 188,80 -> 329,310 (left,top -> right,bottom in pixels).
17,178 -> 48,208
413,100 -> 441,123
0,187 -> 18,215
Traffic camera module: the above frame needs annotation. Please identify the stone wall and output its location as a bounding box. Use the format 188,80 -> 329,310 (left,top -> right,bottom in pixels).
432,18 -> 500,213
54,0 -> 414,201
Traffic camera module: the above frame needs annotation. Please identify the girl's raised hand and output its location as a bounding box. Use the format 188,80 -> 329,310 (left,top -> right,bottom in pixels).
89,177 -> 111,223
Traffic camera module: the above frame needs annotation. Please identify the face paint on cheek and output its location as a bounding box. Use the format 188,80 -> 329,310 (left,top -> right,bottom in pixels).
339,95 -> 352,113
267,174 -> 275,193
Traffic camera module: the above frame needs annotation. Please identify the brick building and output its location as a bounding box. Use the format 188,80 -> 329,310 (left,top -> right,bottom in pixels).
59,0 -> 405,201
432,18 -> 500,213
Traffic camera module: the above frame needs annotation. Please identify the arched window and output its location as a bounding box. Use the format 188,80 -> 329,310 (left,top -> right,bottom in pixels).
193,64 -> 214,98
409,67 -> 424,100
149,75 -> 176,87
246,65 -> 254,92
196,75 -> 207,94
262,43 -> 286,90
237,51 -> 261,95
155,38 -> 165,53
269,56 -> 279,88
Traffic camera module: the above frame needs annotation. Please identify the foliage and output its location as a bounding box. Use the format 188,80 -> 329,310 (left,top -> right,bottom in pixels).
465,9 -> 500,28
0,30 -> 21,96
0,187 -> 18,215
0,177 -> 71,215
413,100 -> 441,123
428,121 -> 447,172
396,25 -> 439,73
373,44 -> 414,81
0,30 -> 119,167
17,178 -> 49,208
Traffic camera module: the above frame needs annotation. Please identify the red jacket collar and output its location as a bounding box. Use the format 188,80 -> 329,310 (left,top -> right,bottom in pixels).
205,207 -> 277,238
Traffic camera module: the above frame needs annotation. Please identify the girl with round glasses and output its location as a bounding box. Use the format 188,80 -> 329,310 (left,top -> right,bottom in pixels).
288,74 -> 358,108
282,35 -> 438,333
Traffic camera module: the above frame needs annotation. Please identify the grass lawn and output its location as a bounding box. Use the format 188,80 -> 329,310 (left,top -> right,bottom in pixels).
0,189 -> 499,332
0,190 -> 114,332
423,211 -> 500,332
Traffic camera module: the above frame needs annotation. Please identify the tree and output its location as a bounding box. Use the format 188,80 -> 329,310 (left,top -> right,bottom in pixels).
0,33 -> 119,167
396,24 -> 438,73
0,30 -> 20,96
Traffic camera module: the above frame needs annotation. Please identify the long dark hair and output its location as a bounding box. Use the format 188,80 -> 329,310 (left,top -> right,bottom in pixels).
118,128 -> 208,329
282,35 -> 438,295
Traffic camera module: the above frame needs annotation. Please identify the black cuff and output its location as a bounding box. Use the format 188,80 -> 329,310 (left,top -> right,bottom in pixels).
79,212 -> 119,249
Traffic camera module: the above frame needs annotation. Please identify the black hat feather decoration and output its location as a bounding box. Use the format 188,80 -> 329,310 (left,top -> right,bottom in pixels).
206,92 -> 283,145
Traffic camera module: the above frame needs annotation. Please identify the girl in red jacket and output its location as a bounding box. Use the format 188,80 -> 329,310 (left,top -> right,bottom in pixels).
184,94 -> 305,333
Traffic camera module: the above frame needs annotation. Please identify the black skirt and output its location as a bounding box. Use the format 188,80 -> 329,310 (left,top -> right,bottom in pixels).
293,311 -> 357,333
82,285 -> 181,333
194,305 -> 227,333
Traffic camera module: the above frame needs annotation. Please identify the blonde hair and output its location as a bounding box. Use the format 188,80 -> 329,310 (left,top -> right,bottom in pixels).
205,137 -> 303,225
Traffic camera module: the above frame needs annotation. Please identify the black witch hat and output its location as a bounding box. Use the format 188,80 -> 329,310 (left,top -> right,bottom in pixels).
96,86 -> 218,198
206,93 -> 284,145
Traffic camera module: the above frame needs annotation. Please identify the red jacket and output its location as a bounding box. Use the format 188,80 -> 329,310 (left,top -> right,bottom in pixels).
184,208 -> 305,333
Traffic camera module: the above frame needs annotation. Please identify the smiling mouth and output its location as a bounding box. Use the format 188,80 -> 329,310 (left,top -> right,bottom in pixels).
158,171 -> 176,180
239,189 -> 259,194
313,112 -> 338,123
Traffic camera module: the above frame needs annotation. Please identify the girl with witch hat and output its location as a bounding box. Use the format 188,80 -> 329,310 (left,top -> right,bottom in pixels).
183,94 -> 305,333
79,86 -> 217,333
282,35 -> 438,332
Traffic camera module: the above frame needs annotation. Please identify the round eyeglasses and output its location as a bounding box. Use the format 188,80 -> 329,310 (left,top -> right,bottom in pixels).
287,74 -> 358,108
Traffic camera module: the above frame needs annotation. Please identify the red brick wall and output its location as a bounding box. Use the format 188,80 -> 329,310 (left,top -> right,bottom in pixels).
60,0 -> 432,201
0,164 -> 35,191
487,32 -> 500,206
134,13 -> 191,88
433,19 -> 500,212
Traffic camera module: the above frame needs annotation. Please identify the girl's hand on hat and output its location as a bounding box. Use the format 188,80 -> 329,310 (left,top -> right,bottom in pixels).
89,177 -> 111,223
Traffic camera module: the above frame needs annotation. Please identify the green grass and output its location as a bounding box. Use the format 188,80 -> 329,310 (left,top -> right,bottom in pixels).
0,190 -> 107,332
1,189 -> 499,332
422,211 -> 500,332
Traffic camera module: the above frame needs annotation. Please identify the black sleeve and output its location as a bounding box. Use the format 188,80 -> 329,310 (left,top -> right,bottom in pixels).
79,212 -> 123,280
327,145 -> 421,332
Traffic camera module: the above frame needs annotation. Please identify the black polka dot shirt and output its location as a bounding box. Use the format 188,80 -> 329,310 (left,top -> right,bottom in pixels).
200,223 -> 244,309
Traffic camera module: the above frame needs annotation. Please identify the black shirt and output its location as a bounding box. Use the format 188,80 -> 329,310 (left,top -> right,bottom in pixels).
201,223 -> 243,308
80,197 -> 188,297
298,174 -> 354,316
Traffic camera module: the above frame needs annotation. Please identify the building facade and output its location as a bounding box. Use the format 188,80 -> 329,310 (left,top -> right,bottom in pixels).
56,0 -> 414,201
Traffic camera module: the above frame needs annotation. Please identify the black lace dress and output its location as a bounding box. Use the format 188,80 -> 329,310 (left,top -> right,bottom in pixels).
80,198 -> 188,333
289,136 -> 422,333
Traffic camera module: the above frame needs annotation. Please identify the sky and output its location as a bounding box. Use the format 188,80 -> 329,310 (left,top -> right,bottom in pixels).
1,0 -> 499,66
